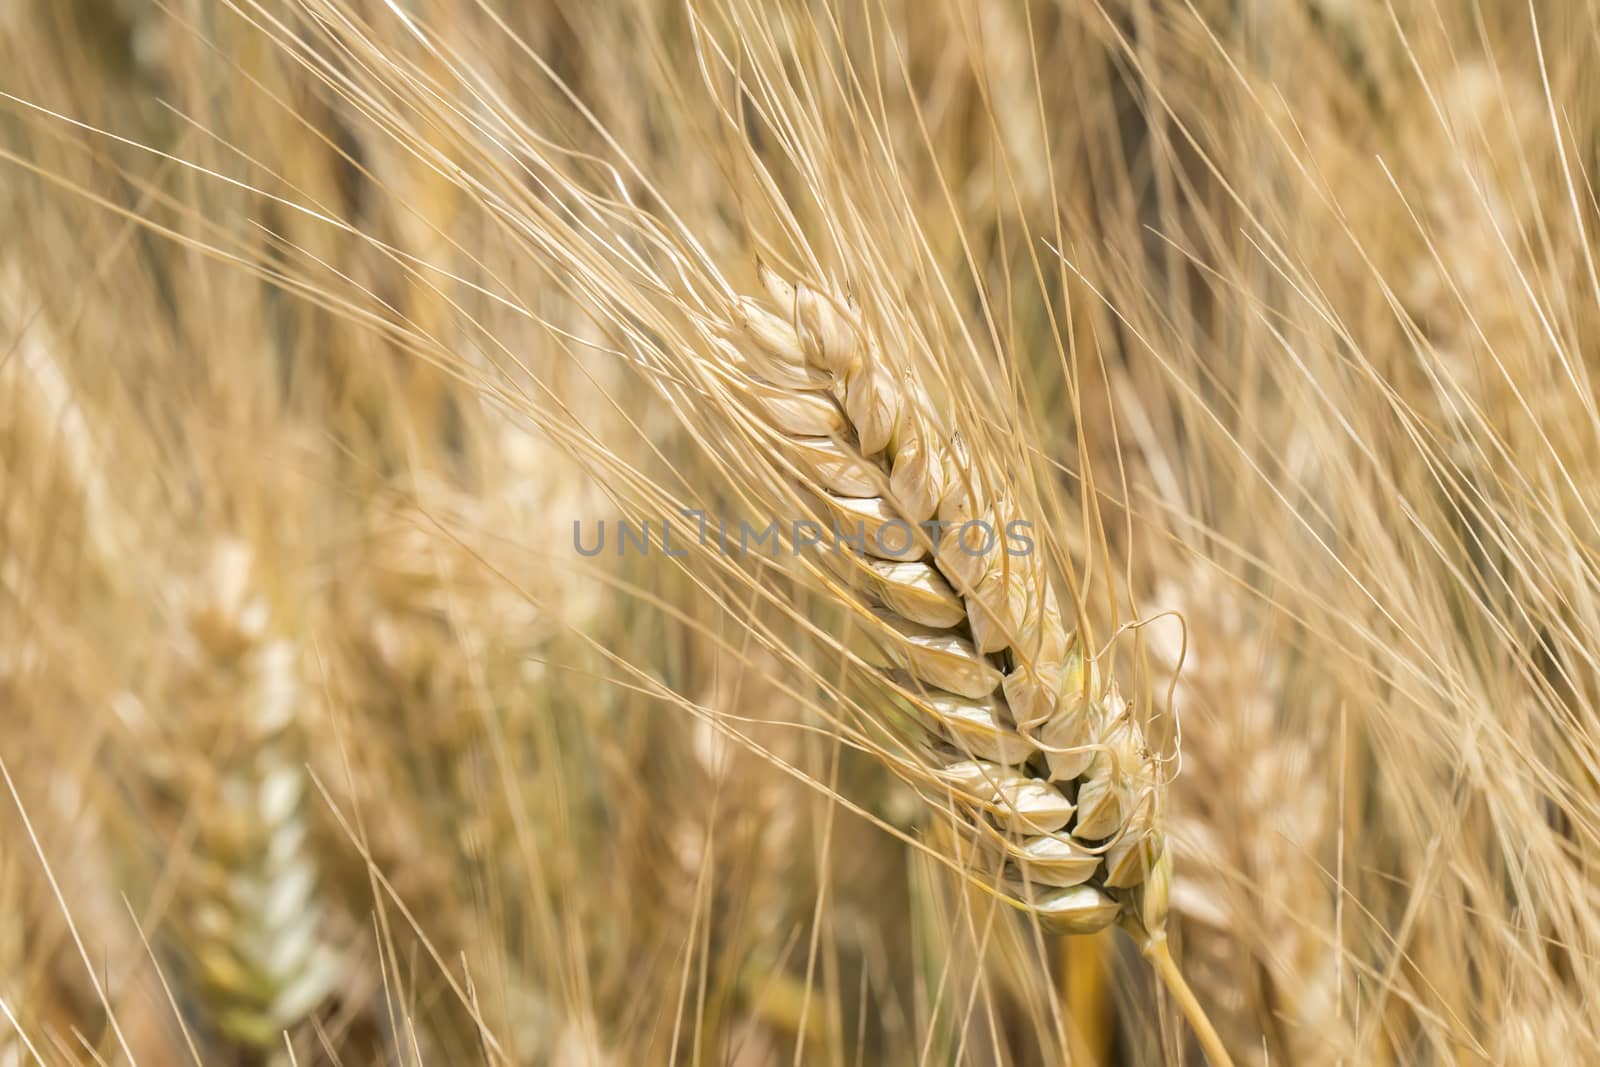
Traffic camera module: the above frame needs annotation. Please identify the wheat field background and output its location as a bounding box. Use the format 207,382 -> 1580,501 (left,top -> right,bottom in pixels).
2,1 -> 1598,1064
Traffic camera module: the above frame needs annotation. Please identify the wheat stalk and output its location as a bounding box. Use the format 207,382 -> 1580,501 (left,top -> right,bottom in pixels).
1144,571 -> 1346,1064
723,266 -> 1228,1061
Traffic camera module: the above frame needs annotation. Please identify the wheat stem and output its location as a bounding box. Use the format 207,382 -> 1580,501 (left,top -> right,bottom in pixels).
1145,936 -> 1234,1067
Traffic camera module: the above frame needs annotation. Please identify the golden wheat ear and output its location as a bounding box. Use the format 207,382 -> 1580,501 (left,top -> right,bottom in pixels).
728,264 -> 1169,933
718,265 -> 1232,1059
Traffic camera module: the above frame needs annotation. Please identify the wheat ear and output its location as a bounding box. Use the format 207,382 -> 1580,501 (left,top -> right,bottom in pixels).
139,541 -> 343,1057
727,267 -> 1229,1062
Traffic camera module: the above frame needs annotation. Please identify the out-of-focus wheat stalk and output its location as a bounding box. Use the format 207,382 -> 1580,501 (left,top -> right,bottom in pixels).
1147,569 -> 1346,1065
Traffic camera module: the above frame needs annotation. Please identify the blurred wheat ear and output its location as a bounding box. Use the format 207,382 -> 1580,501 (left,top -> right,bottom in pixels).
112,540 -> 344,1062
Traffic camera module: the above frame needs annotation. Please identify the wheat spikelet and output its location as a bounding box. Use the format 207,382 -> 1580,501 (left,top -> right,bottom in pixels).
724,265 -> 1169,939
125,539 -> 342,1058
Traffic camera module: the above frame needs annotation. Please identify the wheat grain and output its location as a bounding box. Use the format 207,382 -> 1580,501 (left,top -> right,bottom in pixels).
727,265 -> 1169,940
